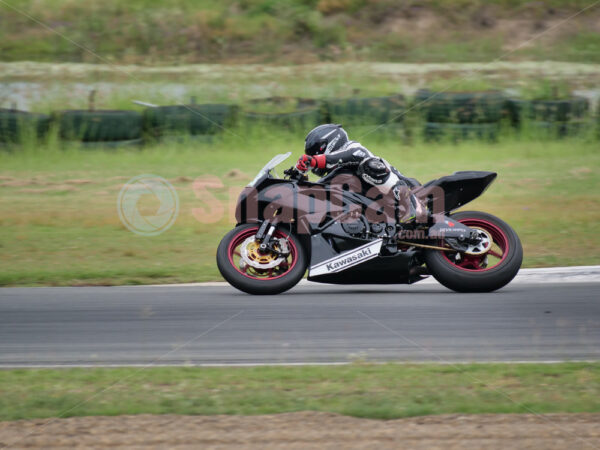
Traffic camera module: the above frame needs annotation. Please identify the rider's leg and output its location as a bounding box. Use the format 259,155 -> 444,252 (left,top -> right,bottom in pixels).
393,183 -> 428,225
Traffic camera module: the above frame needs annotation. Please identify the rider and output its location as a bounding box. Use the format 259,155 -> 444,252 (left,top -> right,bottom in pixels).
295,123 -> 423,224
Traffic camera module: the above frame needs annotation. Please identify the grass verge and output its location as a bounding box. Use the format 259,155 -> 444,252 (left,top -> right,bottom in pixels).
1,0 -> 599,64
0,132 -> 598,287
0,363 -> 598,421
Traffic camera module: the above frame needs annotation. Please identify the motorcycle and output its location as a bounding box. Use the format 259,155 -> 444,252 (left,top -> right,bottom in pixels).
217,152 -> 522,295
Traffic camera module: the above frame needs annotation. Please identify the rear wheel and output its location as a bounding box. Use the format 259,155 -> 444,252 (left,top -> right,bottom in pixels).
424,211 -> 522,292
216,224 -> 307,295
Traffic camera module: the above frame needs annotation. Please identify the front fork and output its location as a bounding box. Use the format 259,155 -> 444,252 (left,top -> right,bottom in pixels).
254,220 -> 290,257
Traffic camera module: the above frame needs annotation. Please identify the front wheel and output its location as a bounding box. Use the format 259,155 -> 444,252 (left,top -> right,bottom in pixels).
424,211 -> 523,292
216,224 -> 307,295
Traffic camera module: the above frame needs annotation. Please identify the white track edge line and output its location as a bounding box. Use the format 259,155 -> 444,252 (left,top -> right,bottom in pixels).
1,360 -> 598,369
139,266 -> 600,287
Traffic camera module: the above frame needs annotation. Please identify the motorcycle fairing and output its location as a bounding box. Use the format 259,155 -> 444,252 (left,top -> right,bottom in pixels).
418,171 -> 497,213
309,237 -> 383,277
235,179 -> 387,235
307,234 -> 423,284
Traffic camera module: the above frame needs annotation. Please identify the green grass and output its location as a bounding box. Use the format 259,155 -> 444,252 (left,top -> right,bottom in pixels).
1,0 -> 599,64
0,130 -> 598,287
0,363 -> 598,421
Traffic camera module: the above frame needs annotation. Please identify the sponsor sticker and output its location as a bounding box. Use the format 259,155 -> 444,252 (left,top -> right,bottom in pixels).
309,239 -> 383,277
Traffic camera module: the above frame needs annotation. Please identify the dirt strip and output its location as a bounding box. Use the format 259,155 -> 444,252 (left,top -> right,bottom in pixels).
1,412 -> 599,449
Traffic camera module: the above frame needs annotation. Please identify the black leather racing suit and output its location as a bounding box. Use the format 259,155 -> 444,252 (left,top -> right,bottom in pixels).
314,141 -> 422,223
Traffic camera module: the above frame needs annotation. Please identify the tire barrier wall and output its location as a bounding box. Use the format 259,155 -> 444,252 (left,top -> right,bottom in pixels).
0,93 -> 595,144
323,94 -> 405,126
0,108 -> 50,142
506,97 -> 590,137
241,97 -> 324,130
242,109 -> 323,130
418,90 -> 505,124
57,110 -> 142,143
414,90 -> 505,141
424,122 -> 500,141
143,104 -> 238,138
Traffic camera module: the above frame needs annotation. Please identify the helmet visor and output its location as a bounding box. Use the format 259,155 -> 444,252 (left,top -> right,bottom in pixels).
305,139 -> 326,156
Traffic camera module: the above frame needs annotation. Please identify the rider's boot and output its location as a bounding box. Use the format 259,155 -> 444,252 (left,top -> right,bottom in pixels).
396,193 -> 428,228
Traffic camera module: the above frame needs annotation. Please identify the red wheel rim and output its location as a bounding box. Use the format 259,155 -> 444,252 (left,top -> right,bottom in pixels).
227,227 -> 298,281
441,218 -> 509,272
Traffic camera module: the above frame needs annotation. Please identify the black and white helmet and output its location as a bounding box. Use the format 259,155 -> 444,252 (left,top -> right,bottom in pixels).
304,124 -> 349,156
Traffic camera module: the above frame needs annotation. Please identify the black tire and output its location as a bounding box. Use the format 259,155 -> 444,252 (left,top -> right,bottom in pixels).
216,224 -> 307,295
424,211 -> 523,292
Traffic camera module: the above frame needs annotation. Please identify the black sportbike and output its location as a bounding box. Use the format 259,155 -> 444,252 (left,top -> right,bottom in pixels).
217,153 -> 522,295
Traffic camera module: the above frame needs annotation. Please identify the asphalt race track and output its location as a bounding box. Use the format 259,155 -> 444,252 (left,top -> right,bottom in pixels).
1,269 -> 599,367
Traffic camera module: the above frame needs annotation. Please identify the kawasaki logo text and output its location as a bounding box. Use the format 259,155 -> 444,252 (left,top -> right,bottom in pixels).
326,248 -> 372,271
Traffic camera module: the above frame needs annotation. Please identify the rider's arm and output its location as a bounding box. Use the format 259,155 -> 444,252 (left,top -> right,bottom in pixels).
323,144 -> 373,170
295,143 -> 374,173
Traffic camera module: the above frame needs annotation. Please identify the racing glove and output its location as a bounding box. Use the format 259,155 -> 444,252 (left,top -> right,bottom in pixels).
295,154 -> 326,172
